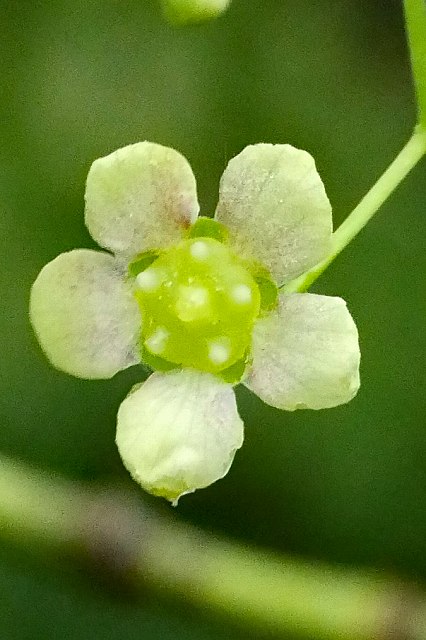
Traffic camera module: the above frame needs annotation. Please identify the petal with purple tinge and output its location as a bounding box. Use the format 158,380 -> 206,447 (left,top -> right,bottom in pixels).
85,141 -> 199,258
246,293 -> 360,410
215,144 -> 332,284
30,249 -> 141,379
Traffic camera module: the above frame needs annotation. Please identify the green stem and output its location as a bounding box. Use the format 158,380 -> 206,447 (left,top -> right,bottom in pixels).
2,453 -> 426,640
0,455 -> 88,551
404,0 -> 426,129
284,129 -> 426,293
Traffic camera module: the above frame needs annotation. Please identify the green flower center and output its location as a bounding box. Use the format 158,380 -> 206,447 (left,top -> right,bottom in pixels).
133,236 -> 261,375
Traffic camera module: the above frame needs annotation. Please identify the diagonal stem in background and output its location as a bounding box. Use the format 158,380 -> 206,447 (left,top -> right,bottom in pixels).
2,453 -> 426,640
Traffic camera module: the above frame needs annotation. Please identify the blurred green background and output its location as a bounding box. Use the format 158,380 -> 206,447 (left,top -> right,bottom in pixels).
1,0 -> 425,637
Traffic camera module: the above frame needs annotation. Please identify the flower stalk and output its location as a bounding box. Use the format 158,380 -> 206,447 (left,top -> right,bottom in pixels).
404,0 -> 426,130
284,129 -> 426,293
285,1 -> 426,294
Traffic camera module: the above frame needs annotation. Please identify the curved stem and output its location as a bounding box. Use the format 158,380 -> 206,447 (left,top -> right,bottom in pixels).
2,453 -> 426,640
284,129 -> 426,293
404,0 -> 426,129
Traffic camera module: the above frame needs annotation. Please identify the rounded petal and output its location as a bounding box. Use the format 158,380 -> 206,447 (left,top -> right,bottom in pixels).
215,144 -> 332,284
85,142 -> 199,258
116,369 -> 244,502
30,249 -> 141,379
246,293 -> 360,410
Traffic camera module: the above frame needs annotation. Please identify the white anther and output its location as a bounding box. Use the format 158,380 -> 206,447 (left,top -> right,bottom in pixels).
232,284 -> 252,304
183,286 -> 209,307
136,269 -> 160,292
145,327 -> 169,354
190,241 -> 209,260
175,285 -> 210,322
208,339 -> 230,365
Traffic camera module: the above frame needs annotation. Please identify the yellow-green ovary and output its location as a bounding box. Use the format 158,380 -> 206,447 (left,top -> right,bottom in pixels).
135,238 -> 260,373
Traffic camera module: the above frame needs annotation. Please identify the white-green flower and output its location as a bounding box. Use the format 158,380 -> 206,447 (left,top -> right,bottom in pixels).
30,141 -> 360,503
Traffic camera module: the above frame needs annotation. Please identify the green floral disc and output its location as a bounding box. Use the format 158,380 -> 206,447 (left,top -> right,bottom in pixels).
134,237 -> 261,374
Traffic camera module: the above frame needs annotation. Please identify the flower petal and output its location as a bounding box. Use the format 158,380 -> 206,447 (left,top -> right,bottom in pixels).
246,293 -> 360,410
85,142 -> 199,258
30,249 -> 141,379
116,369 -> 244,502
215,144 -> 332,284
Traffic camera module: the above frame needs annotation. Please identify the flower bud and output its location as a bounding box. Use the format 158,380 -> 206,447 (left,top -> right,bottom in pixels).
161,0 -> 231,25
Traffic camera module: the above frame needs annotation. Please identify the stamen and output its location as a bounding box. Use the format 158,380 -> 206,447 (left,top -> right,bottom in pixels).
175,285 -> 210,322
145,326 -> 169,354
208,339 -> 230,365
136,269 -> 160,292
190,241 -> 209,260
231,284 -> 252,304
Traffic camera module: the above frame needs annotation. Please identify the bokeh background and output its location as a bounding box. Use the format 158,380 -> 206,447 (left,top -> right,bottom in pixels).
1,0 -> 425,637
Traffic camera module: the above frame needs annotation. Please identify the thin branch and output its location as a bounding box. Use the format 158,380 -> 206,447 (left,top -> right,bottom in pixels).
284,129 -> 426,293
1,453 -> 426,639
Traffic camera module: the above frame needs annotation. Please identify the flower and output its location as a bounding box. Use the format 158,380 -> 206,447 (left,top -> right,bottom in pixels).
30,141 -> 360,503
